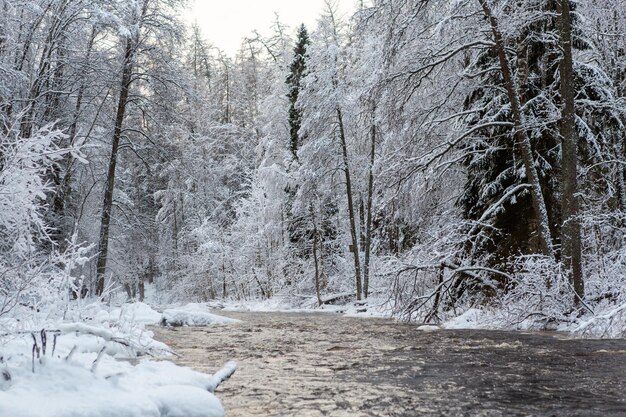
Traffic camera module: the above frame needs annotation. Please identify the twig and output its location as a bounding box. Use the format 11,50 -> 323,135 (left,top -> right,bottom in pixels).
565,281 -> 594,315
40,329 -> 46,356
65,345 -> 77,361
31,333 -> 40,373
91,347 -> 107,373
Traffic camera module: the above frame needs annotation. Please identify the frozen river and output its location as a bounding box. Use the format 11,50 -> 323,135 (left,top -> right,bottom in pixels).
151,311 -> 626,416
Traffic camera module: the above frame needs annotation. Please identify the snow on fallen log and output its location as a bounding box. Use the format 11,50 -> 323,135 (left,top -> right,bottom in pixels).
56,322 -> 174,357
319,292 -> 355,305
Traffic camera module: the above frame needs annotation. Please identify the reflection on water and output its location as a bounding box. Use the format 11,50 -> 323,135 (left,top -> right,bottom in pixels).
151,311 -> 626,417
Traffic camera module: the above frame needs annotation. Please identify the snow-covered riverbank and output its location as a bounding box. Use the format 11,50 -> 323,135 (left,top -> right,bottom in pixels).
215,294 -> 626,339
0,302 -> 238,417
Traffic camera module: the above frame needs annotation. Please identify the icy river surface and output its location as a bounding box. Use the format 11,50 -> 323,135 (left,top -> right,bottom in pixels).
151,311 -> 626,416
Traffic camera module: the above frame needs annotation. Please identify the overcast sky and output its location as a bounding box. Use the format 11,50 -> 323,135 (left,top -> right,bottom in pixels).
185,0 -> 355,55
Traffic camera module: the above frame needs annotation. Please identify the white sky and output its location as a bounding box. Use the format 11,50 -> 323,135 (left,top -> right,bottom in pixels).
185,0 -> 355,55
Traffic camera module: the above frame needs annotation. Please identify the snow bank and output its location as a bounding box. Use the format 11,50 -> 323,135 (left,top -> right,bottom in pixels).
60,301 -> 163,326
115,302 -> 164,325
442,308 -> 494,330
161,304 -> 240,327
417,324 -> 441,332
0,301 -> 238,417
441,304 -> 626,338
0,354 -> 226,417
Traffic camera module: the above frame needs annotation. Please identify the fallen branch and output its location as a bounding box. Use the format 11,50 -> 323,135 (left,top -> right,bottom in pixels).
5,325 -> 176,358
401,260 -> 507,321
65,345 -> 77,361
320,292 -> 355,305
57,323 -> 175,357
207,361 -> 237,393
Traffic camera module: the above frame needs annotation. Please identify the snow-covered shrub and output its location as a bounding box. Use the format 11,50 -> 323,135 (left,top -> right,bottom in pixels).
487,212 -> 626,336
494,256 -> 576,329
0,119 -> 90,319
573,212 -> 626,337
387,219 -> 492,322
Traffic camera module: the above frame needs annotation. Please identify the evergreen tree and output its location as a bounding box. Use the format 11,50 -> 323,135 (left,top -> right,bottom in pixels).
461,1 -> 561,266
286,24 -> 310,161
460,1 -> 617,269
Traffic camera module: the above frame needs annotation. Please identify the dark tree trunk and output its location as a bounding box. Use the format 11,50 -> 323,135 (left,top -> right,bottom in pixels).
557,0 -> 584,303
363,110 -> 376,299
95,38 -> 136,296
95,0 -> 150,296
312,207 -> 323,306
337,108 -> 363,300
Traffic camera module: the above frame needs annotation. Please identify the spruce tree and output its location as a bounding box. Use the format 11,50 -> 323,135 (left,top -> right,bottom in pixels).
461,1 -> 618,270
286,24 -> 310,161
461,1 -> 563,266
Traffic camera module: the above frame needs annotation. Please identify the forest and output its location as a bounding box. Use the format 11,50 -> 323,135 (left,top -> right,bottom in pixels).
1,0 -> 626,336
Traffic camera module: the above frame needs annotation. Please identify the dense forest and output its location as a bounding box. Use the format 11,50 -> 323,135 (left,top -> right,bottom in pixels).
1,0 -> 625,333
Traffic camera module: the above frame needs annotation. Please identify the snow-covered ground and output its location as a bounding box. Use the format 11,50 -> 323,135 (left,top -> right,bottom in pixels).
440,306 -> 626,339
220,294 -> 392,318
0,302 -> 238,417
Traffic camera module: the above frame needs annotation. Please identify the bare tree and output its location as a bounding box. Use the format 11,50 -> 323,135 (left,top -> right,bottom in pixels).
95,0 -> 150,295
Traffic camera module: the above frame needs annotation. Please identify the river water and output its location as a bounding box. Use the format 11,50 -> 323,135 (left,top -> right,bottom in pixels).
151,311 -> 626,416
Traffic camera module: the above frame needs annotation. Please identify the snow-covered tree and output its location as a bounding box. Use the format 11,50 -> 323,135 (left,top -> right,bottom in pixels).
0,118 -> 88,316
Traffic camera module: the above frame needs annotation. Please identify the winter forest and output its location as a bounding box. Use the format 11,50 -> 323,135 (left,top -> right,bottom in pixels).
4,0 -> 626,331
2,0 -> 626,415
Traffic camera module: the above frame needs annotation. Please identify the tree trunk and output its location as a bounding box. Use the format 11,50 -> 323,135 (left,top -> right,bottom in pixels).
138,279 -> 145,302
618,172 -> 626,222
312,207 -> 323,306
95,0 -> 150,296
337,107 -> 363,300
363,110 -> 376,299
222,259 -> 227,299
478,0 -> 555,258
557,0 -> 584,303
94,38 -> 137,296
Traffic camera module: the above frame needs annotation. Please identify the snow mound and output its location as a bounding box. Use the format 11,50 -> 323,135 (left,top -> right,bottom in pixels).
161,304 -> 240,327
417,324 -> 441,332
115,302 -> 163,325
151,385 -> 224,417
0,355 -> 226,417
442,308 -> 493,330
